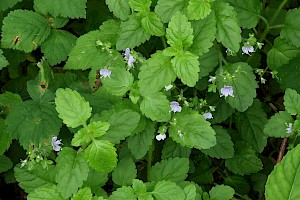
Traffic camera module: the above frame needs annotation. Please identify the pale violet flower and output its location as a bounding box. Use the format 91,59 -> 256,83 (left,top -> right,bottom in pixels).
124,48 -> 131,59
242,45 -> 255,55
156,133 -> 166,141
165,84 -> 173,91
170,101 -> 182,113
100,69 -> 111,78
51,136 -> 62,152
286,123 -> 293,134
203,112 -> 213,120
220,85 -> 234,97
128,55 -> 135,67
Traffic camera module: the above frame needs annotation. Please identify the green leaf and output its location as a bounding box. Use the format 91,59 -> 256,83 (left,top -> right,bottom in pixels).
277,57 -> 300,93
184,184 -> 197,200
1,10 -> 51,53
6,100 -> 62,149
116,15 -> 151,50
201,126 -> 234,159
155,0 -> 188,23
96,109 -> 140,144
127,121 -> 155,159
99,19 -> 121,46
112,158 -> 137,186
189,12 -> 216,56
267,37 -> 300,70
151,180 -> 185,200
264,111 -> 293,138
55,147 -> 89,198
284,88 -> 300,115
102,67 -> 134,96
64,30 -> 115,70
34,0 -> 87,19
169,108 -> 216,150
150,157 -> 189,183
281,8 -> 300,48
225,141 -> 262,175
187,0 -> 213,20
85,140 -> 117,173
224,175 -> 250,195
171,51 -> 199,87
0,0 -> 22,11
14,164 -> 56,193
235,100 -> 267,152
105,0 -> 130,21
0,119 -> 12,155
83,169 -> 108,191
212,1 -> 241,52
129,0 -> 151,15
209,185 -> 235,200
132,179 -> 147,193
161,138 -> 191,159
166,12 -> 193,50
55,88 -> 92,128
216,62 -> 258,112
0,91 -> 22,110
140,92 -> 171,122
0,155 -> 13,173
72,187 -> 92,200
41,30 -> 77,66
27,184 -> 65,200
138,51 -> 176,96
141,12 -> 165,36
265,144 -> 300,200
109,186 -> 136,200
0,49 -> 9,70
227,0 -> 262,29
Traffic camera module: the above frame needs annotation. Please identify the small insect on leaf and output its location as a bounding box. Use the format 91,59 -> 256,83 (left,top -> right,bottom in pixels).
13,36 -> 21,45
92,70 -> 102,92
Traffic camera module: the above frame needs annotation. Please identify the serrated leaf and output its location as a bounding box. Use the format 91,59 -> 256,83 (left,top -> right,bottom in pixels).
102,67 -> 134,96
216,62 -> 258,112
6,100 -> 62,149
201,126 -> 234,159
72,187 -> 92,200
161,138 -> 191,160
225,141 -> 262,175
166,12 -> 193,50
209,185 -> 235,200
277,57 -> 300,93
14,164 -> 56,193
227,0 -> 262,29
0,119 -> 12,155
138,51 -> 176,96
85,140 -> 117,173
116,15 -> 151,50
171,51 -> 199,87
55,148 -> 89,198
184,184 -> 197,200
151,181 -> 185,200
129,0 -> 151,15
127,121 -> 155,159
0,0 -> 22,11
0,155 -> 13,173
112,158 -> 137,186
27,184 -> 65,200
284,88 -> 300,115
189,12 -> 216,56
187,0 -> 212,20
169,108 -> 216,150
155,0 -> 188,23
224,175 -> 250,195
140,92 -> 171,122
264,111 -> 293,138
83,170 -> 108,194
34,0 -> 87,19
0,49 -> 9,70
265,144 -> 300,200
150,157 -> 189,183
132,179 -> 147,193
55,88 -> 92,128
99,19 -> 121,46
212,1 -> 241,52
281,8 -> 300,48
41,30 -> 77,66
141,12 -> 165,36
109,186 -> 136,200
1,10 -> 51,53
235,100 -> 267,152
64,30 -> 114,70
105,0 -> 130,21
267,37 -> 300,70
0,91 -> 22,109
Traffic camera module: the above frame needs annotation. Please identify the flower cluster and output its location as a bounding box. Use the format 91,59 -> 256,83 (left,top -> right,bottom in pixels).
220,85 -> 234,97
124,48 -> 135,68
99,69 -> 111,78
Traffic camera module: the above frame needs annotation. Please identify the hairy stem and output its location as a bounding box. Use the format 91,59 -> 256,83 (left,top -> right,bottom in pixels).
276,138 -> 288,164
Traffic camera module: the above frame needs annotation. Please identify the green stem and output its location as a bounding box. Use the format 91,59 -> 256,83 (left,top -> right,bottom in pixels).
235,193 -> 253,200
147,142 -> 154,181
161,36 -> 168,49
269,24 -> 285,29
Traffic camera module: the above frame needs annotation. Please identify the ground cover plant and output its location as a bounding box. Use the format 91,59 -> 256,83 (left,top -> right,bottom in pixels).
1,0 -> 300,199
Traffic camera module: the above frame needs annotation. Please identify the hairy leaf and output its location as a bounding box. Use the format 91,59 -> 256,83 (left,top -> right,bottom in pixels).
284,88 -> 300,115
187,0 -> 213,20
209,185 -> 235,200
161,138 -> 191,159
151,181 -> 185,200
0,119 -> 12,155
105,0 -> 130,21
281,8 -> 300,48
0,49 -> 9,70
112,158 -> 137,186
72,187 -> 92,200
141,12 -> 165,36
264,111 -> 293,138
27,184 -> 65,200
0,0 -> 22,11
109,186 -> 136,200
155,0 -> 188,23
0,155 -> 13,173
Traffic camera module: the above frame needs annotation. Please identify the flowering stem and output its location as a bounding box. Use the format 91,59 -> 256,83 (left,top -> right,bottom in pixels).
147,142 -> 154,181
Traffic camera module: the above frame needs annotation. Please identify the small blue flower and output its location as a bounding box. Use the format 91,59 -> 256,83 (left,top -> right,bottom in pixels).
128,55 -> 135,67
124,48 -> 131,59
170,101 -> 182,113
203,112 -> 213,119
242,45 -> 255,55
155,133 -> 166,141
100,69 -> 111,78
286,123 -> 293,134
220,85 -> 234,97
51,136 -> 62,152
